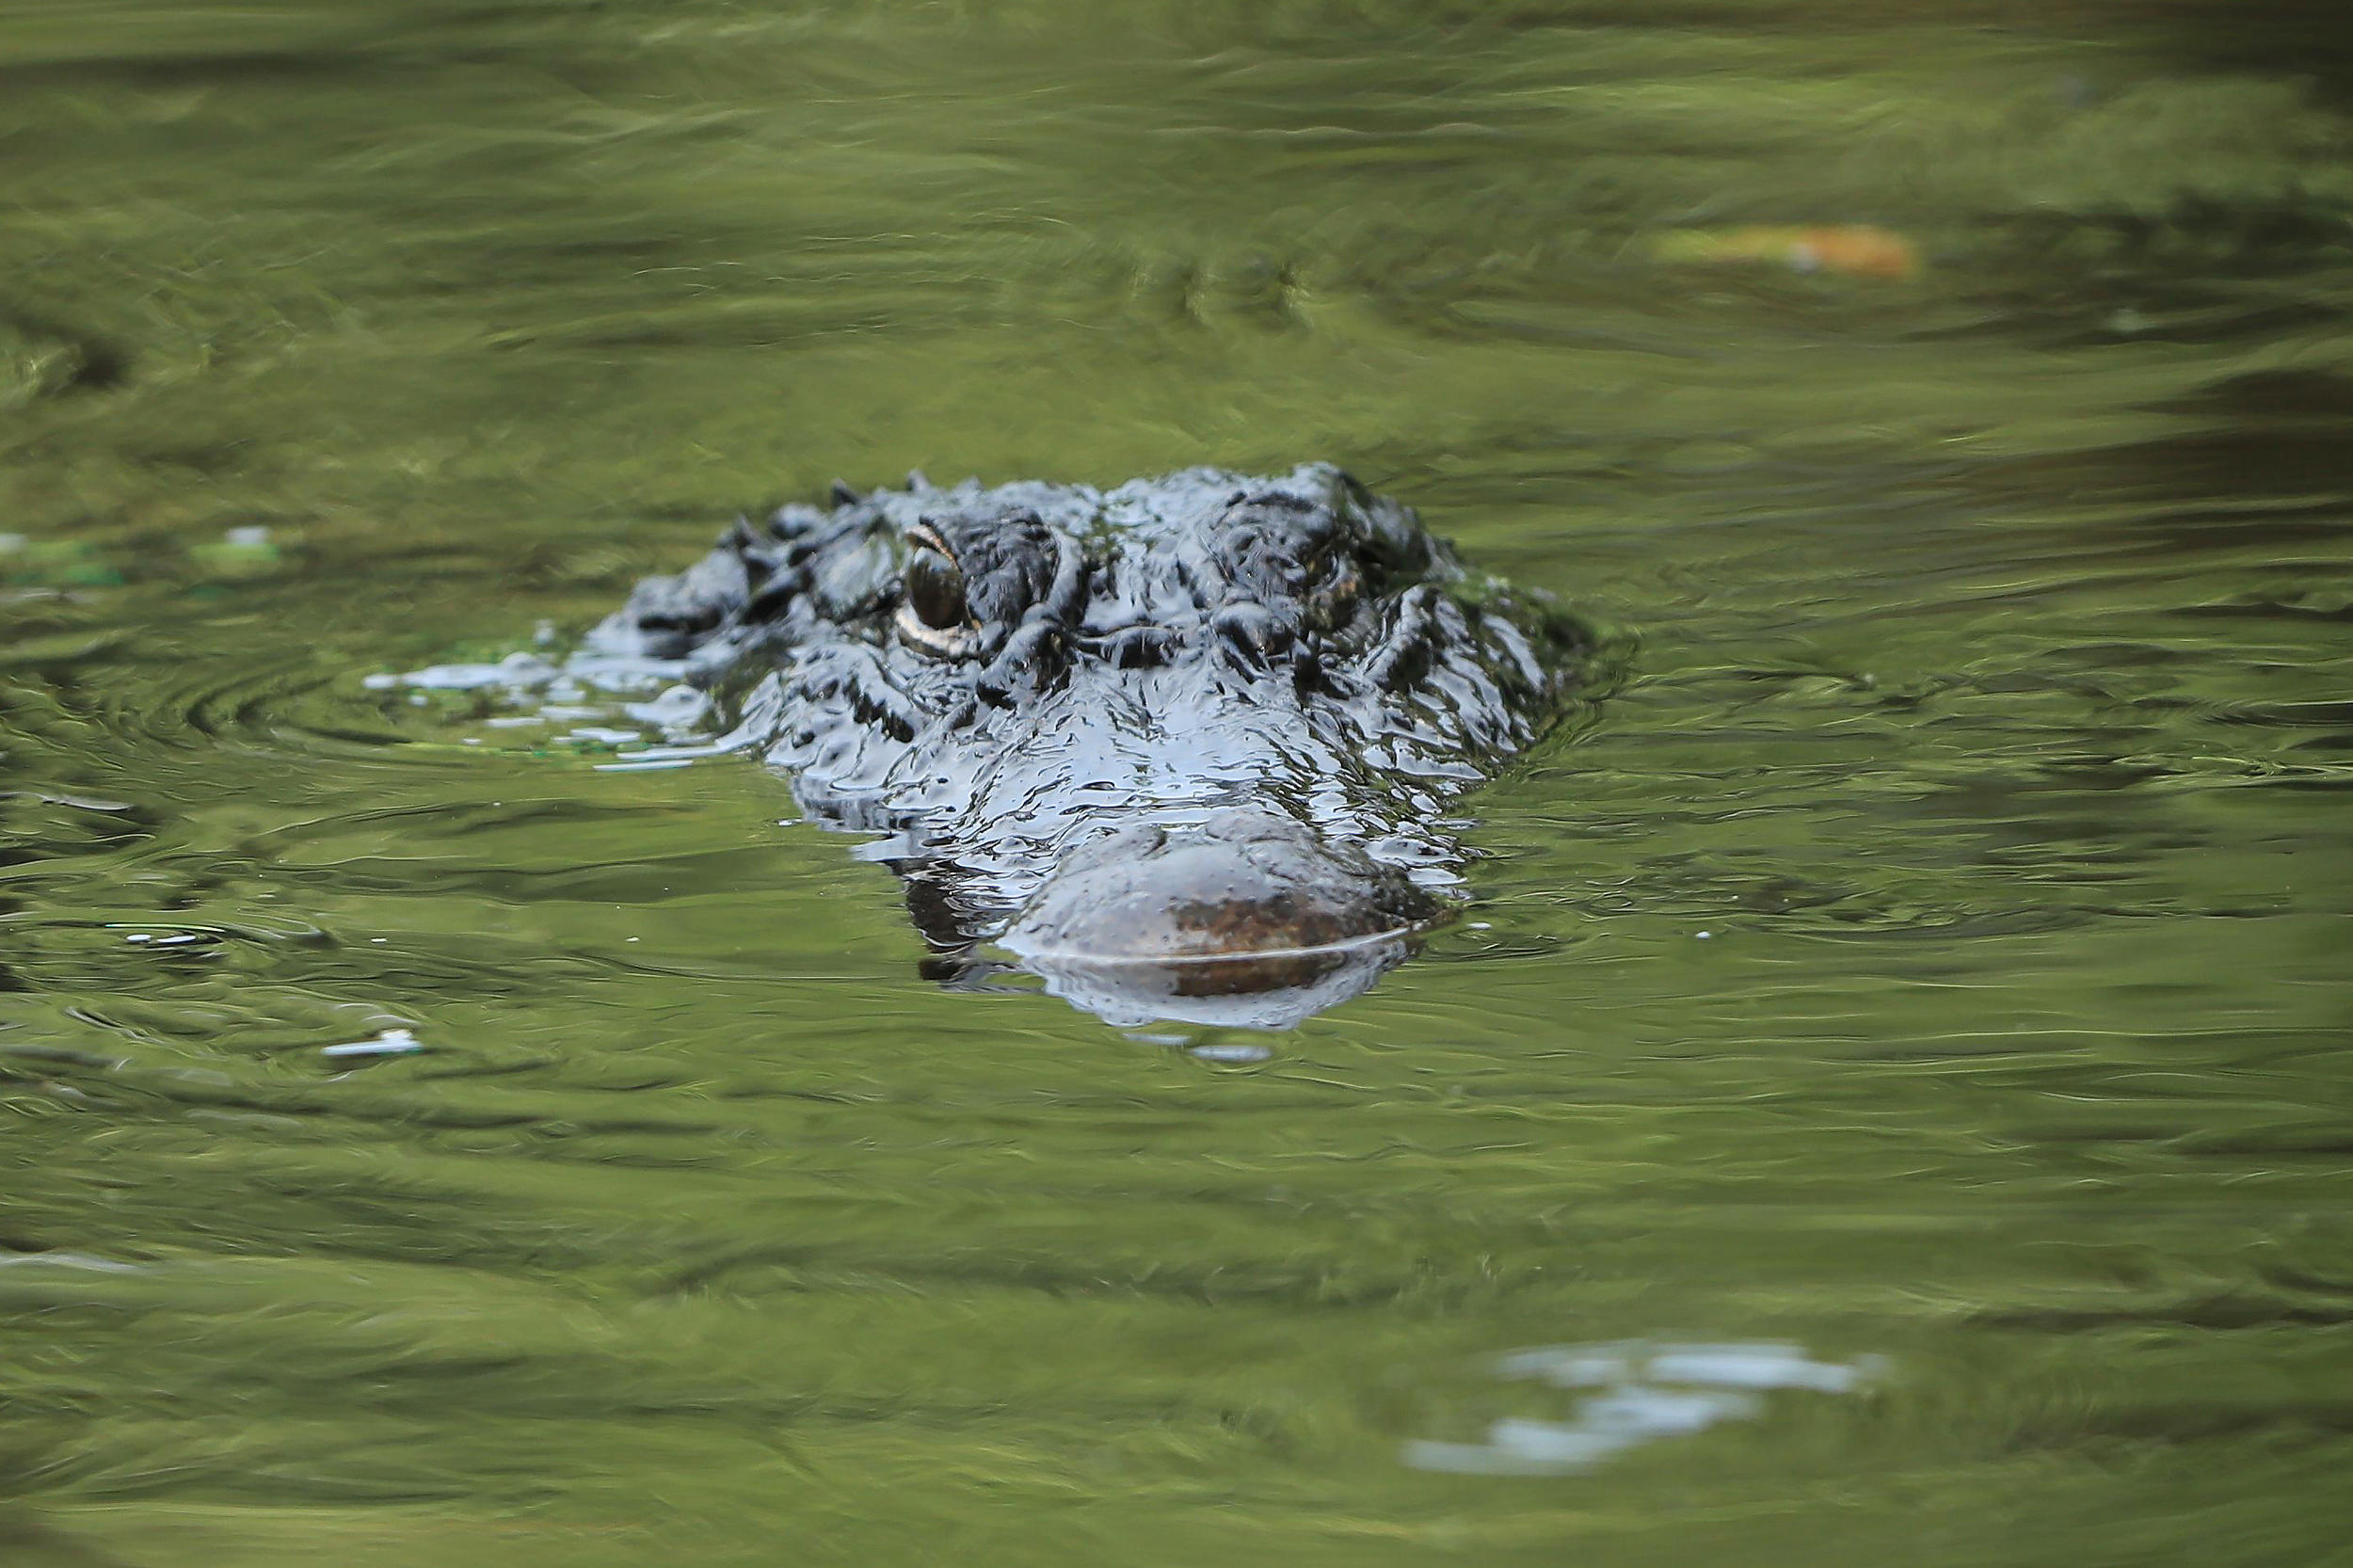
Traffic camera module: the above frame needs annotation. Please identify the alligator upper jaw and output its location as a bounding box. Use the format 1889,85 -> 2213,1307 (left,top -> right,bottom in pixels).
991,807 -> 1444,1029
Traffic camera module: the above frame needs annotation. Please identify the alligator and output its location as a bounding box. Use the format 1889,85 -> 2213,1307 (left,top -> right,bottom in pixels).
585,462 -> 1591,1027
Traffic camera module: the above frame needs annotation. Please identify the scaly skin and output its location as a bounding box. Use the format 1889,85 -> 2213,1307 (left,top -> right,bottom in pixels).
594,462 -> 1590,1023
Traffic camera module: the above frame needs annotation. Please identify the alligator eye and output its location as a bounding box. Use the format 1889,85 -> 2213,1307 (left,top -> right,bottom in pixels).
896,535 -> 979,656
904,548 -> 968,630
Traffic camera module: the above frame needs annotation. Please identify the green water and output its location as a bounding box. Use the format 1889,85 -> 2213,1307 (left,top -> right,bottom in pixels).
6,3 -> 2353,1562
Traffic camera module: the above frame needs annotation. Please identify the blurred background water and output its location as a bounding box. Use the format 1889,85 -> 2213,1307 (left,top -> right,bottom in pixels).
5,2 -> 2353,1562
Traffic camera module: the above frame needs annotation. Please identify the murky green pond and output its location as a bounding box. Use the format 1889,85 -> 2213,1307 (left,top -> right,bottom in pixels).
7,3 -> 2353,1562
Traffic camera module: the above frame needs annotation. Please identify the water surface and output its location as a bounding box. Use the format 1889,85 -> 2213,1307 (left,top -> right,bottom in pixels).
5,3 -> 2351,1563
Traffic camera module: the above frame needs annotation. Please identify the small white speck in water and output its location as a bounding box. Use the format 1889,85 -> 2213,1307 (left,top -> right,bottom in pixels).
322,1028 -> 423,1059
1192,1043 -> 1273,1064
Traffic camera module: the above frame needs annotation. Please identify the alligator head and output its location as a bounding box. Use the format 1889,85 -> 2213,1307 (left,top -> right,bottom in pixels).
588,463 -> 1587,1026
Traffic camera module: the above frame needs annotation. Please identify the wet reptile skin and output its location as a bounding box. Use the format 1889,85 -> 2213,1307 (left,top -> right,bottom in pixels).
592,463 -> 1590,1023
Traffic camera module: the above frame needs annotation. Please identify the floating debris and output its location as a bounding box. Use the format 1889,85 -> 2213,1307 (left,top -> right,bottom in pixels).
1652,224 -> 1921,281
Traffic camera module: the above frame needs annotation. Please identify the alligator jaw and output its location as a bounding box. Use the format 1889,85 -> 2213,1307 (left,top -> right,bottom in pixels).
994,807 -> 1443,1028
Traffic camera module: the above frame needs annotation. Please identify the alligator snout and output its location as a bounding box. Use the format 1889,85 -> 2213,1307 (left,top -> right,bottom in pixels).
995,808 -> 1443,1027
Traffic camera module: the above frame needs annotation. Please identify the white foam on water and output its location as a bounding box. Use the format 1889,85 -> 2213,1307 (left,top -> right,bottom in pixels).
1403,1340 -> 1885,1477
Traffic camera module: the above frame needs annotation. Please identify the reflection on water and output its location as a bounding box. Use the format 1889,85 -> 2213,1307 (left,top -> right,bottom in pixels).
1004,928 -> 1423,1029
1405,1342 -> 1885,1476
4,0 -> 2353,1563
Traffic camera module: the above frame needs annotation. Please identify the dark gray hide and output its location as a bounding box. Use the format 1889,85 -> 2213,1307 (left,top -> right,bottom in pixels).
591,463 -> 1586,1025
